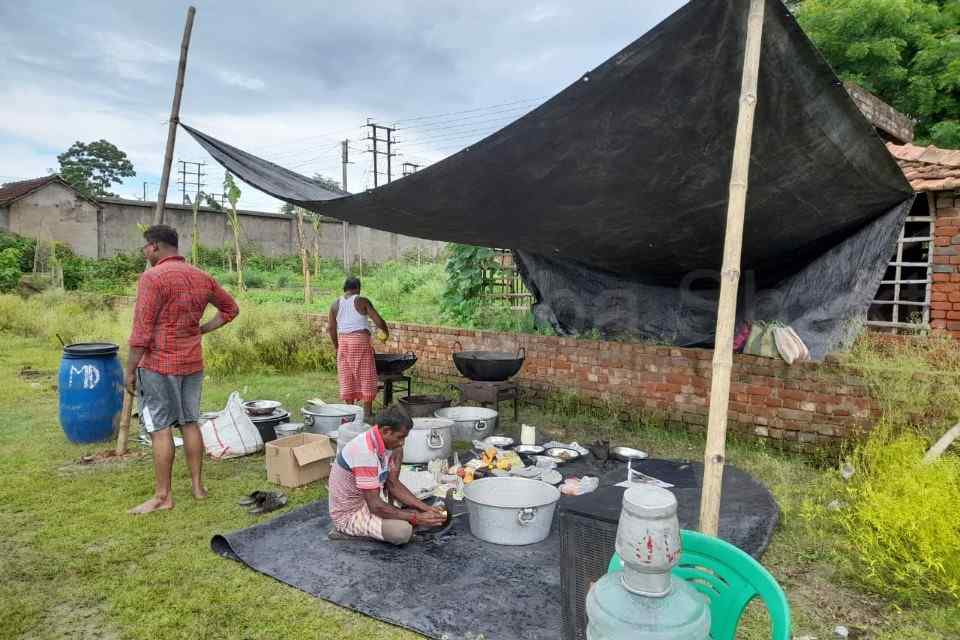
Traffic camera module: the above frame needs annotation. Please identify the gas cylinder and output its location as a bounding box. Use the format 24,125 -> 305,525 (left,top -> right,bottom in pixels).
585,485 -> 710,640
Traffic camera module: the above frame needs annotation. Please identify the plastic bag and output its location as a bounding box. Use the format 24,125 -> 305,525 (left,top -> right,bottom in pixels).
773,324 -> 810,364
200,391 -> 263,460
743,321 -> 779,358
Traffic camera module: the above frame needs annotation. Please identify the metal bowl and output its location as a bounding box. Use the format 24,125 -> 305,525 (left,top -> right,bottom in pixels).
514,444 -> 545,456
545,447 -> 580,462
610,446 -> 649,462
243,400 -> 283,416
483,435 -> 515,449
531,455 -> 560,467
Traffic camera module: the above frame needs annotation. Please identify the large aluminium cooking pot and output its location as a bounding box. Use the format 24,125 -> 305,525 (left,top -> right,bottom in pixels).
375,352 -> 417,376
464,477 -> 561,545
301,404 -> 364,435
451,341 -> 524,382
402,418 -> 454,464
433,406 -> 498,441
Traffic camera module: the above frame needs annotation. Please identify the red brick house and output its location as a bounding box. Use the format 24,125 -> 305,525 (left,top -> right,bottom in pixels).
871,144 -> 960,336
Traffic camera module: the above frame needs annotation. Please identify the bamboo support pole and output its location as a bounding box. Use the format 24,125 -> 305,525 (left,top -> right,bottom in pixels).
153,7 -> 196,225
924,422 -> 960,463
699,0 -> 765,537
115,390 -> 134,456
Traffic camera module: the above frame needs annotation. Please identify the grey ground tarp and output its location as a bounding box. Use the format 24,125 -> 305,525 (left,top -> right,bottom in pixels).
211,459 -> 778,640
183,0 -> 914,358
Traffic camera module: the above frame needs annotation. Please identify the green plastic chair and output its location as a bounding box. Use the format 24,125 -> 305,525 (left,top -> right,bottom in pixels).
607,530 -> 790,640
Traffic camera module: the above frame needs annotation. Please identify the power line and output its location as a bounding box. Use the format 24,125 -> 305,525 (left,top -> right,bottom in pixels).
391,96 -> 546,126
395,103 -> 539,134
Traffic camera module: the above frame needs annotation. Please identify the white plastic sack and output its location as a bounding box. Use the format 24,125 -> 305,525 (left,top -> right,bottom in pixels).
200,392 -> 263,459
774,325 -> 811,365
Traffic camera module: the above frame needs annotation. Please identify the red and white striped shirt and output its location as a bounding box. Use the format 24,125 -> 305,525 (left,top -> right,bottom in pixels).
328,426 -> 392,528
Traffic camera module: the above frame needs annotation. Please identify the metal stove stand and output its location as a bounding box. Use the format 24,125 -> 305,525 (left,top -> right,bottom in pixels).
378,373 -> 411,407
452,380 -> 519,421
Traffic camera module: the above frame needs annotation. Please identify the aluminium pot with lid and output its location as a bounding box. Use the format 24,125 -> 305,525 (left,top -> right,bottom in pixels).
433,406 -> 498,441
402,417 -> 454,464
301,403 -> 364,435
464,477 -> 560,545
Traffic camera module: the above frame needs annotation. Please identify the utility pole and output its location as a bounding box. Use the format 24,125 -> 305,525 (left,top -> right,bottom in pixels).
341,139 -> 352,272
366,121 -> 399,259
153,6 -> 197,225
176,160 -> 205,205
143,182 -> 148,201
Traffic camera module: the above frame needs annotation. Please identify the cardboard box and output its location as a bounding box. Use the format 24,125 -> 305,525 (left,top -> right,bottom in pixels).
265,433 -> 335,488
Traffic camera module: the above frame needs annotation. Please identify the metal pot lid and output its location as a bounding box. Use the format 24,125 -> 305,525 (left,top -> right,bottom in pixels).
411,417 -> 454,430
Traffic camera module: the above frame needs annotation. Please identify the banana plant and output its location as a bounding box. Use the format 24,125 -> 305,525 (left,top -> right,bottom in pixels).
223,173 -> 245,292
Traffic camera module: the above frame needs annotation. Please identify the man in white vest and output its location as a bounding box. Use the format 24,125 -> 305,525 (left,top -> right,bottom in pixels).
327,277 -> 390,417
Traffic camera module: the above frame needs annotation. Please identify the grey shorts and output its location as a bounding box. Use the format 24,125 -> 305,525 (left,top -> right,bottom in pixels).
138,368 -> 203,433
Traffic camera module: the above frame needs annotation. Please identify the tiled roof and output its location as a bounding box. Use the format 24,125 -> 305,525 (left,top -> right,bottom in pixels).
887,143 -> 960,193
0,176 -> 62,207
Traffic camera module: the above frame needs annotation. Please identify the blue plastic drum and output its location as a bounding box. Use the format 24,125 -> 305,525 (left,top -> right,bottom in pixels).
58,342 -> 124,444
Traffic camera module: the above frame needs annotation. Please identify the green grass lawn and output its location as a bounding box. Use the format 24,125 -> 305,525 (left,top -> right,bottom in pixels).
1,333 -> 957,639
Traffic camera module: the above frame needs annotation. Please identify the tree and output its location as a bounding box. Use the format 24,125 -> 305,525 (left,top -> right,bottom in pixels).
795,0 -> 960,148
223,173 -> 245,292
56,140 -> 135,197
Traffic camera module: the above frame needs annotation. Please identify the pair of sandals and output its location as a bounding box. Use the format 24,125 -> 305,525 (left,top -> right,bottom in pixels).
238,490 -> 288,515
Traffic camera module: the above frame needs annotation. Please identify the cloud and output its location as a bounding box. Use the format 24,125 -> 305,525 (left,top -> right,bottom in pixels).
86,31 -> 177,83
523,4 -> 567,24
0,0 -> 688,210
217,70 -> 266,91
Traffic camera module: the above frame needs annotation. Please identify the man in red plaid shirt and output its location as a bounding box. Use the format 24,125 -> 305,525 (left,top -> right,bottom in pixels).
126,225 -> 239,515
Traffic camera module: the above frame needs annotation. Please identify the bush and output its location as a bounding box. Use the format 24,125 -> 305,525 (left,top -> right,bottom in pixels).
203,306 -> 335,377
837,427 -> 960,605
441,244 -> 496,323
243,268 -> 267,289
844,332 -> 960,440
0,247 -> 23,292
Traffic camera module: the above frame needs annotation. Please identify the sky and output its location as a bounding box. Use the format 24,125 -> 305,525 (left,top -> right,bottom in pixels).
0,0 -> 686,212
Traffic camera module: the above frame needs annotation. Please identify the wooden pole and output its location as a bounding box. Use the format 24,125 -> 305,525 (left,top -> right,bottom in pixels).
342,139 -> 350,273
699,0 -> 765,537
153,6 -> 197,225
115,390 -> 134,456
924,421 -> 960,463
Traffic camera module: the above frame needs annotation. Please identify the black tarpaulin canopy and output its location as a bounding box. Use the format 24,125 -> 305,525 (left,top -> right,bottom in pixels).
183,0 -> 914,359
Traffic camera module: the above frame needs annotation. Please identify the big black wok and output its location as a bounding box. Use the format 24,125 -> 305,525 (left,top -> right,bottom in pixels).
451,342 -> 525,381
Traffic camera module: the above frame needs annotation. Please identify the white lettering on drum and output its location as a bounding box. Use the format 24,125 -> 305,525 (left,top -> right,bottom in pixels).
69,365 -> 101,389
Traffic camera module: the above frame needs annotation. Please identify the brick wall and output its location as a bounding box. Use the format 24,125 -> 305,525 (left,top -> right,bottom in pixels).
311,316 -> 878,451
931,189 -> 960,336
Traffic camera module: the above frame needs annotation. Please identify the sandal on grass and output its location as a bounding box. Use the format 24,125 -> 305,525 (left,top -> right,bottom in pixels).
248,491 -> 288,515
238,490 -> 269,506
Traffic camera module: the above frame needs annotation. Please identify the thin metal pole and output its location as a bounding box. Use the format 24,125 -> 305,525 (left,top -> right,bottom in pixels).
699,0 -> 765,537
153,6 -> 196,225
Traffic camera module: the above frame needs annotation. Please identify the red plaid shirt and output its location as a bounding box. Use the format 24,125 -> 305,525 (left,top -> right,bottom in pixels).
129,256 -> 239,375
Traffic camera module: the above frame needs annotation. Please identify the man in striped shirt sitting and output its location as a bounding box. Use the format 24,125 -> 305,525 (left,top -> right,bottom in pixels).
328,408 -> 445,544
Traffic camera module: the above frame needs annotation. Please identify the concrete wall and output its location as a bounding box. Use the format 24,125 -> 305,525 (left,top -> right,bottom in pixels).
3,185 -> 441,263
0,205 -> 8,231
99,198 -> 442,264
7,182 -> 101,258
